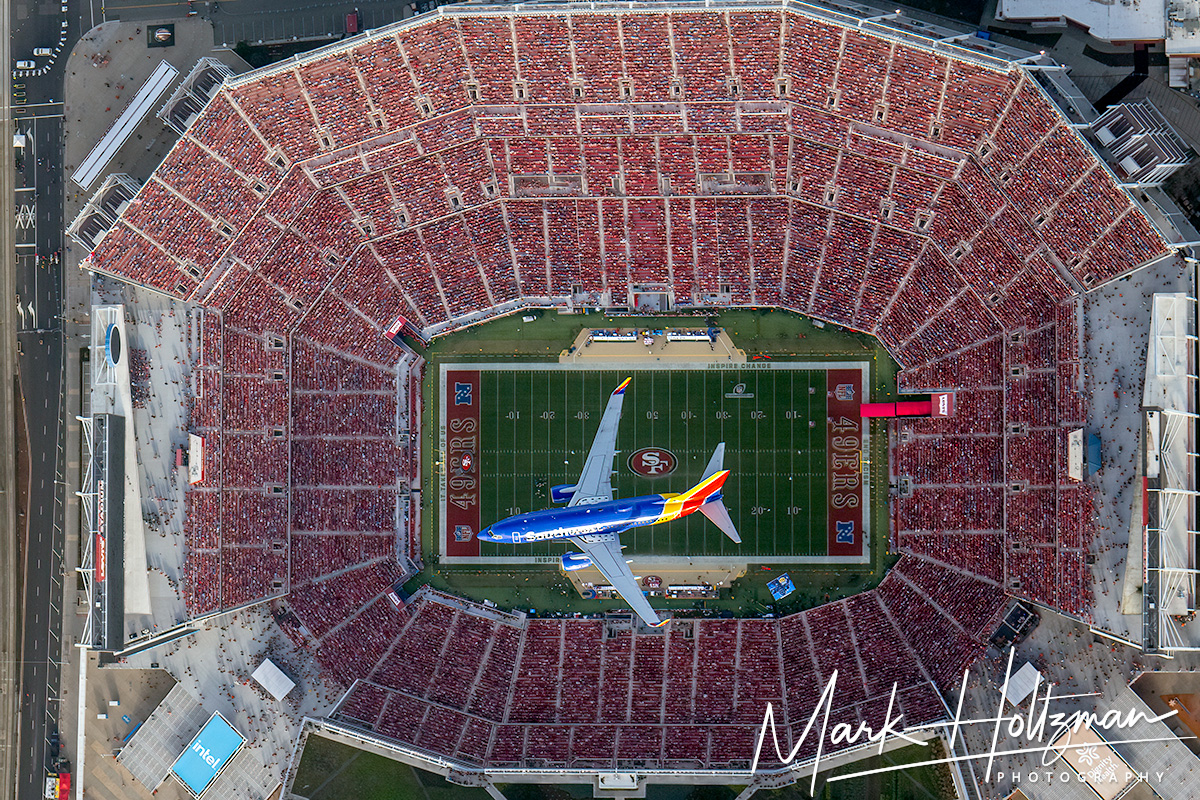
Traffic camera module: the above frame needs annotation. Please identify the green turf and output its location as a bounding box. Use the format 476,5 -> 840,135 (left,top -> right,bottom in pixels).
415,308 -> 899,614
453,365 -> 846,559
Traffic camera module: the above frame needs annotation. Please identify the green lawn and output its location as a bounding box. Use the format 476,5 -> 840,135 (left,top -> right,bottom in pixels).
758,742 -> 957,800
291,734 -> 953,800
462,365 -> 835,558
291,735 -> 492,800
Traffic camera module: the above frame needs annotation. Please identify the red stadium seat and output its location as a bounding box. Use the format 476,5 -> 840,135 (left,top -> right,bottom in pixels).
97,4 -> 1172,770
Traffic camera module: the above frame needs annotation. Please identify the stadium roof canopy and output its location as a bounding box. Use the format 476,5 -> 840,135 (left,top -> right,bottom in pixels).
73,60 -> 179,190
1143,292 -> 1198,651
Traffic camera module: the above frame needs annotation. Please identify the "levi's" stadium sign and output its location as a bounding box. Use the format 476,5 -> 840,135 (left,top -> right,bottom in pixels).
95,479 -> 106,584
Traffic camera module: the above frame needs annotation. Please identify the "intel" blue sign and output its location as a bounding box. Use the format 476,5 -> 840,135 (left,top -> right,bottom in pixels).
171,713 -> 245,796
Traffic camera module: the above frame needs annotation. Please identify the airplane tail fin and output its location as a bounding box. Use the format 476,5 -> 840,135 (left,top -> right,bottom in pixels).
675,469 -> 729,506
692,444 -> 741,544
700,443 -> 725,482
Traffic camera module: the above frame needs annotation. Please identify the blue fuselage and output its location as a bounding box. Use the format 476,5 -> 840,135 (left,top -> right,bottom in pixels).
478,494 -> 671,544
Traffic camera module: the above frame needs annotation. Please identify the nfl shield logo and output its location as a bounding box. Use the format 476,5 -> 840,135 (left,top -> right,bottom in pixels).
834,384 -> 855,402
454,525 -> 474,542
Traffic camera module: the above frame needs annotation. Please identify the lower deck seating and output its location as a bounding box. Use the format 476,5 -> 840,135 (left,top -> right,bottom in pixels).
325,554 -> 996,768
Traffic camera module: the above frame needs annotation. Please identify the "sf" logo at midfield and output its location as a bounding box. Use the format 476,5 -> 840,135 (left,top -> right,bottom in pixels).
627,447 -> 678,477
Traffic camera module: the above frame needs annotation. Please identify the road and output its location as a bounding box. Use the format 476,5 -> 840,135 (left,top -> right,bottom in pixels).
1,0 -> 21,797
11,0 -> 80,796
7,0 -> 422,795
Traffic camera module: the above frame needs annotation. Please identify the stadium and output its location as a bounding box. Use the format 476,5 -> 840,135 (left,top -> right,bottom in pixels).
71,0 -> 1200,796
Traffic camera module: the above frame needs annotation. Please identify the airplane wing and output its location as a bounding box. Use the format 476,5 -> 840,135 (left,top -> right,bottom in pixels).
570,533 -> 665,627
568,377 -> 630,507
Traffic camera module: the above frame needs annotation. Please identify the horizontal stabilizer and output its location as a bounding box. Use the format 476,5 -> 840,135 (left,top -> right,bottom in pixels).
700,497 -> 741,544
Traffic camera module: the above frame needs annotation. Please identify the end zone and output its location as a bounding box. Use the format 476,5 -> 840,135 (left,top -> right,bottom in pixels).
441,370 -> 481,558
828,368 -> 865,559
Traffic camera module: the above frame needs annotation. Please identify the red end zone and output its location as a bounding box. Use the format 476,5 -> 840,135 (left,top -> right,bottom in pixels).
445,370 -> 480,557
827,369 -> 864,558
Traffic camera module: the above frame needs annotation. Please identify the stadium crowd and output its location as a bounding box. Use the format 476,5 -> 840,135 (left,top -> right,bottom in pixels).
89,4 -> 1173,772
319,557 -> 1002,768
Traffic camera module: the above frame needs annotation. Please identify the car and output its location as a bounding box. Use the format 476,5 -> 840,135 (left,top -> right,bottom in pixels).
33,48 -> 52,56
61,2 -> 68,9
15,60 -> 34,69
61,20 -> 68,28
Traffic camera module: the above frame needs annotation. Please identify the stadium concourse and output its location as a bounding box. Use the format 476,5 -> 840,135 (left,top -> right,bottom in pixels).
78,0 -> 1190,790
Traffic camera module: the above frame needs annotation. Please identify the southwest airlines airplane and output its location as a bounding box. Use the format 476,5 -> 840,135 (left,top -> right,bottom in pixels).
478,377 -> 741,627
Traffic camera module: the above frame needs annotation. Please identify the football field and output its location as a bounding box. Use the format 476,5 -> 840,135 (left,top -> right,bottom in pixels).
439,363 -> 869,564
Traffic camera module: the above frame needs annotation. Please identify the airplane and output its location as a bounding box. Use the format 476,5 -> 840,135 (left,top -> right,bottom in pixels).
477,377 -> 741,627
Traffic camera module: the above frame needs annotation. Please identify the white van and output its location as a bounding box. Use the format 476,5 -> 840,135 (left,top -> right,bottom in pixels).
15,60 -> 34,69
33,48 -> 52,56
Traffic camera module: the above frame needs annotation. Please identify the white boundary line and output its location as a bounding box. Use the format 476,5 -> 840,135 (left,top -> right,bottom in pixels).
442,360 -> 869,372
436,360 -> 873,566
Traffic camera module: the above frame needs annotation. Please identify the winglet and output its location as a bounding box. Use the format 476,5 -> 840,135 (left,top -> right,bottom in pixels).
612,377 -> 632,396
651,618 -> 670,628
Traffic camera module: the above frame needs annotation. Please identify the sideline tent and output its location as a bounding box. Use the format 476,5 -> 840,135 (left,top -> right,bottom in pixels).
1001,661 -> 1041,706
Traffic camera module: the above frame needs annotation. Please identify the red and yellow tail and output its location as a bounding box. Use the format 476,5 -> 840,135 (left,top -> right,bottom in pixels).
653,470 -> 729,524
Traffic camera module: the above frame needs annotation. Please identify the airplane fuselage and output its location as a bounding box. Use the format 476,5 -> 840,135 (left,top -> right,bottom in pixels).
479,493 -> 677,544
474,375 -> 737,627
479,484 -> 723,545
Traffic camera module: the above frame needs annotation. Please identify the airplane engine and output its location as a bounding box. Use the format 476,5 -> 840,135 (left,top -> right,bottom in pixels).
550,483 -> 577,503
561,552 -> 592,571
